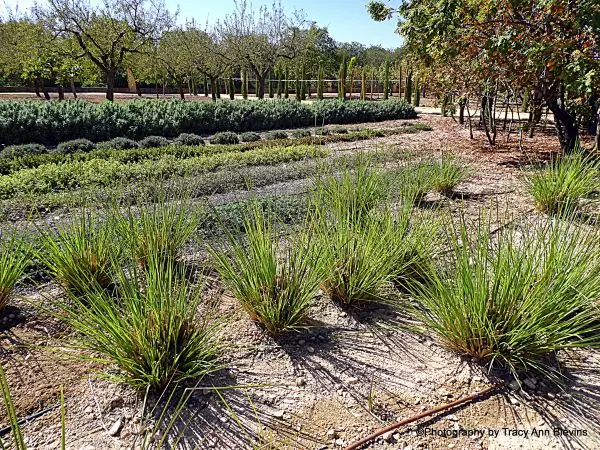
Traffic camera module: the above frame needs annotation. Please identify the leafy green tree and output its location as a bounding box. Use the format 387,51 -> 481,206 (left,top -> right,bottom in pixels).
368,0 -> 600,152
36,0 -> 175,101
156,29 -> 194,99
218,0 -> 309,99
183,26 -> 229,102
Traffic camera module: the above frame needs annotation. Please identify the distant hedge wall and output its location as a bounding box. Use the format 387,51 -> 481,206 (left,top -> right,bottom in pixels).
0,99 -> 416,145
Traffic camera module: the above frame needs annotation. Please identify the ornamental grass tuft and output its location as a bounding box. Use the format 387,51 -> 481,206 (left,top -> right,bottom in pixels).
525,144 -> 599,215
410,214 -> 600,381
211,203 -> 325,334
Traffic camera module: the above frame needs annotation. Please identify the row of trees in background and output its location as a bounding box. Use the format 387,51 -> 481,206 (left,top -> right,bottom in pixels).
368,0 -> 600,153
0,0 -> 421,104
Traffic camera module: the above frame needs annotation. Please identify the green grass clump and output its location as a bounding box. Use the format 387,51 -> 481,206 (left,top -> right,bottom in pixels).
265,130 -> 288,140
429,155 -> 468,195
114,193 -> 200,269
0,234 -> 28,312
35,211 -> 116,295
56,139 -> 96,154
311,158 -> 402,304
96,137 -> 140,151
1,143 -> 47,159
211,203 -> 324,334
49,253 -> 224,389
411,215 -> 600,381
312,155 -> 389,224
139,135 -> 170,148
173,133 -> 205,146
525,146 -> 599,215
395,162 -> 436,202
240,132 -> 262,142
210,132 -> 239,145
316,211 -> 399,304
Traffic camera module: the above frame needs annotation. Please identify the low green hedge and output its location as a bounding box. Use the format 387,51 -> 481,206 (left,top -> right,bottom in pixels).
0,99 -> 416,145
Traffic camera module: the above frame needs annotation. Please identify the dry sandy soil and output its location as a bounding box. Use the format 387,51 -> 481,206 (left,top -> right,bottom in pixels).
1,113 -> 599,450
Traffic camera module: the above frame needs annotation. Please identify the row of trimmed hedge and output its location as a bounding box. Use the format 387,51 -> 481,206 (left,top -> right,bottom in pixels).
0,99 -> 417,145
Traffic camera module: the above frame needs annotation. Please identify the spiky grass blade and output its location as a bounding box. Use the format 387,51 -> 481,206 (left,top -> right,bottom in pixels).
0,365 -> 26,450
411,213 -> 600,382
0,233 -> 28,313
211,203 -> 325,334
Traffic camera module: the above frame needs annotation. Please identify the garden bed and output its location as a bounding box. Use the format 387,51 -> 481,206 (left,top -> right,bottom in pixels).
1,114 -> 599,450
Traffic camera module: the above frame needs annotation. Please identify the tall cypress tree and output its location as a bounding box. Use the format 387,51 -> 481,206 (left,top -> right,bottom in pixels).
229,75 -> 235,100
414,80 -> 420,106
242,68 -> 248,100
405,71 -> 413,104
277,67 -> 282,98
295,66 -> 301,101
360,69 -> 366,100
300,64 -> 306,100
338,53 -> 346,100
383,59 -> 390,100
317,65 -> 324,100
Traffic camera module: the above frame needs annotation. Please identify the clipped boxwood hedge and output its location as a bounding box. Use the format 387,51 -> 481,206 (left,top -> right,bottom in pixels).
56,138 -> 96,154
265,130 -> 288,140
0,99 -> 416,145
1,143 -> 47,159
96,137 -> 140,151
139,135 -> 170,148
210,132 -> 239,145
173,133 -> 205,146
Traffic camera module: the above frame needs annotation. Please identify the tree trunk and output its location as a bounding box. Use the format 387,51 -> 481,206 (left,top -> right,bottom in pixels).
257,73 -> 266,99
179,82 -> 185,100
106,70 -> 116,102
40,79 -> 51,100
58,84 -> 65,101
70,77 -> 77,98
210,78 -> 217,102
34,78 -> 42,97
459,103 -> 465,124
136,82 -> 142,97
547,96 -> 578,154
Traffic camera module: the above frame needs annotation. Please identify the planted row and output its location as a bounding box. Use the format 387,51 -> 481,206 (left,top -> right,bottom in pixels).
0,98 -> 417,145
0,145 -> 327,199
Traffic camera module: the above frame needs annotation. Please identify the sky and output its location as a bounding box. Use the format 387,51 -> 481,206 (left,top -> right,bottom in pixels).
6,0 -> 402,48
